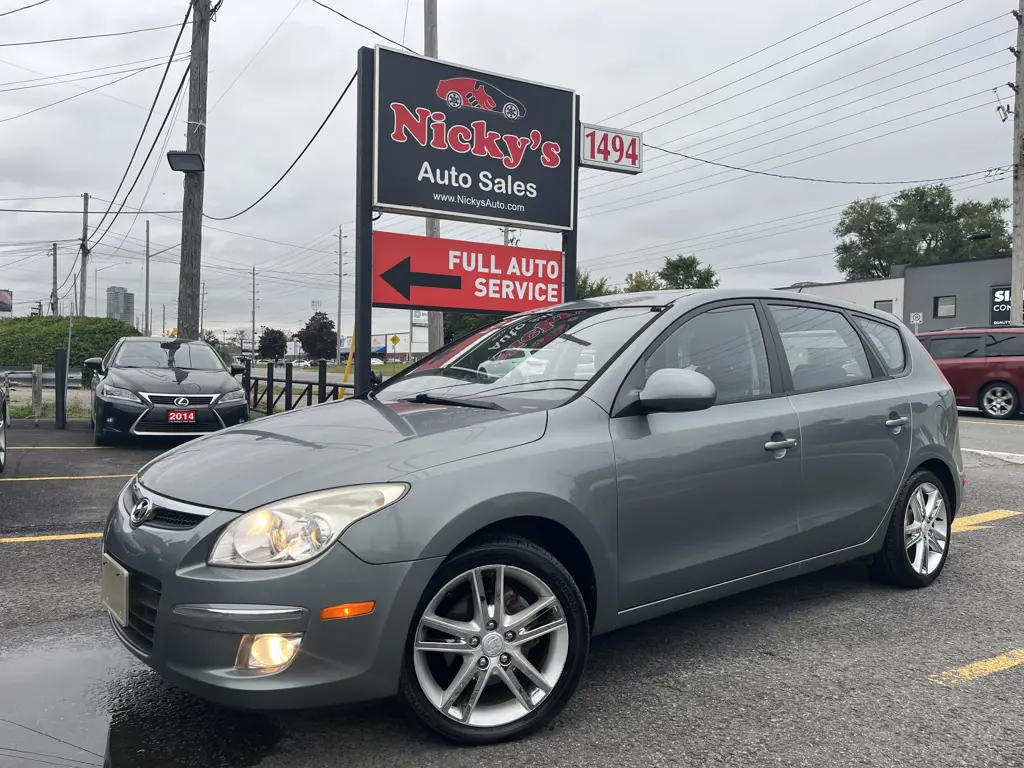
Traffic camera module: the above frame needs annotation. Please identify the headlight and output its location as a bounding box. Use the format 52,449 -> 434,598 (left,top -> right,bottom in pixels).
219,389 -> 245,404
98,383 -> 141,404
208,484 -> 409,568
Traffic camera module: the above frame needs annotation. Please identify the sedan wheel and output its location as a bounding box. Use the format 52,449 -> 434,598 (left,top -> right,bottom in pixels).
981,383 -> 1017,420
400,536 -> 588,743
873,470 -> 951,587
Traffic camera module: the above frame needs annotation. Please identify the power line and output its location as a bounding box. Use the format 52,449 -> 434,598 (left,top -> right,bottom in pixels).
0,53 -> 183,88
0,206 -> 181,214
310,0 -> 416,52
0,56 -> 188,93
204,70 -> 358,221
0,0 -> 51,18
0,22 -> 187,48
89,4 -> 193,240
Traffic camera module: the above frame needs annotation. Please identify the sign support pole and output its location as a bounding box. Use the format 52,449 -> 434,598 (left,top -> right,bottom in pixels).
561,95 -> 581,302
354,46 -> 375,397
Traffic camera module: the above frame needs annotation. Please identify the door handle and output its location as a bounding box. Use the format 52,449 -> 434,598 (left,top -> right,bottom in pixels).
885,416 -> 909,429
764,437 -> 798,452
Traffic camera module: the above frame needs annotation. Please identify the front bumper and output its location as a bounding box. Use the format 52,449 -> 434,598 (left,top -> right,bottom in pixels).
96,396 -> 248,439
101,485 -> 442,709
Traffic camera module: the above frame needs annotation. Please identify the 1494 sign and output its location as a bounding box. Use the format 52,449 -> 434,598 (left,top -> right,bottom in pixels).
373,46 -> 576,231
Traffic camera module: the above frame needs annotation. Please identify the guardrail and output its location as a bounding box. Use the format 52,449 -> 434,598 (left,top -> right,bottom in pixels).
0,368 -> 83,388
243,359 -> 359,418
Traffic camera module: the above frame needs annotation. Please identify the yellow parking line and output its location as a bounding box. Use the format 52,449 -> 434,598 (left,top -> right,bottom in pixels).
0,474 -> 133,483
0,532 -> 102,543
8,446 -> 102,450
951,509 -> 1022,533
929,649 -> 1024,686
960,419 -> 1024,428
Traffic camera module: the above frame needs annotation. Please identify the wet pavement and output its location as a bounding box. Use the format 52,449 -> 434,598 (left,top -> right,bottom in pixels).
1,417 -> 1023,767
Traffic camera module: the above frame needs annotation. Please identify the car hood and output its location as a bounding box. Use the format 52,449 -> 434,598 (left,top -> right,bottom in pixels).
108,367 -> 241,395
137,398 -> 547,511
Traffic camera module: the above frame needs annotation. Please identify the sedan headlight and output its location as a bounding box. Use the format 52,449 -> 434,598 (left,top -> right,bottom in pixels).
98,383 -> 141,404
219,389 -> 246,404
208,484 -> 409,568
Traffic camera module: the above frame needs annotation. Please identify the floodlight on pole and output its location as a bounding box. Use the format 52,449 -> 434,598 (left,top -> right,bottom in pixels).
166,150 -> 205,173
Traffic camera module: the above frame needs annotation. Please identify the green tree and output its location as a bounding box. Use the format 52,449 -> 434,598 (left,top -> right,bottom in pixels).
575,268 -> 616,299
200,330 -> 233,365
622,270 -> 664,292
834,184 -> 1010,279
296,311 -> 338,360
658,254 -> 719,289
258,327 -> 288,359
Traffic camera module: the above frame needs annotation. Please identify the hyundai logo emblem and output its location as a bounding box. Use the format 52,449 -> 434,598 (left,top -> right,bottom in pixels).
173,396 -> 190,407
129,497 -> 154,528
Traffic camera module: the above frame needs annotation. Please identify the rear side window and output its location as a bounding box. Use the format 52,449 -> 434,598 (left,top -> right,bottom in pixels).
985,334 -> 1024,357
856,316 -> 906,373
928,336 -> 981,359
768,304 -> 872,391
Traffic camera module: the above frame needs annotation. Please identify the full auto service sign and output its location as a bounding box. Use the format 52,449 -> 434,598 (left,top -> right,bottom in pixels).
373,46 -> 576,231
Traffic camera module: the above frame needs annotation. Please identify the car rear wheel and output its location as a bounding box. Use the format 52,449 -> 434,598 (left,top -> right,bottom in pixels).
446,92 -> 463,109
980,382 -> 1018,420
502,103 -> 520,120
399,535 -> 589,744
873,469 -> 951,588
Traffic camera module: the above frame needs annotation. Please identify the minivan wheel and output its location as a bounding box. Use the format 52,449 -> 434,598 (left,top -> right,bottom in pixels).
980,382 -> 1018,420
399,535 -> 589,744
873,469 -> 951,588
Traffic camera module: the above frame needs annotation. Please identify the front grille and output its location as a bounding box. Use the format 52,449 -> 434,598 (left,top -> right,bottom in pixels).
120,564 -> 162,653
133,420 -> 220,434
144,394 -> 217,406
144,506 -> 206,530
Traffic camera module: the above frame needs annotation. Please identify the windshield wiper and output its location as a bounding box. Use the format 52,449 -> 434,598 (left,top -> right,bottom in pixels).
399,393 -> 505,411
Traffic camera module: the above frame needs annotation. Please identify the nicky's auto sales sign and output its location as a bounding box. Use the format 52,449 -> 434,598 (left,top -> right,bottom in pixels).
373,46 -> 576,231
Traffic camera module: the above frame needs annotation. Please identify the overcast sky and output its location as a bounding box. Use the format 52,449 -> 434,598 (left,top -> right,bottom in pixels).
0,0 -> 1013,342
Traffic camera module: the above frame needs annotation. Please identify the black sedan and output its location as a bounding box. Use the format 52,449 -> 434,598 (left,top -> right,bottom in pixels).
85,337 -> 248,446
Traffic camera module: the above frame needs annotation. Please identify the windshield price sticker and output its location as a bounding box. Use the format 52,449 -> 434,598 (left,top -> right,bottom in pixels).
580,123 -> 643,174
372,231 -> 564,314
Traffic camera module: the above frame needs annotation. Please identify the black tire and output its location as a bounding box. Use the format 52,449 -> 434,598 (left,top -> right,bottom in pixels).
93,418 -> 111,447
979,382 -> 1018,420
873,469 -> 951,588
0,404 -> 7,474
399,535 -> 589,744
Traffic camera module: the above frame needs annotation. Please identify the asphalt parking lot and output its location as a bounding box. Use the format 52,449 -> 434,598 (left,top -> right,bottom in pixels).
1,416 -> 1022,768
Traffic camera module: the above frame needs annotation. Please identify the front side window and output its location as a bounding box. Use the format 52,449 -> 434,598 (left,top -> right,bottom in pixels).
645,305 -> 771,404
856,316 -> 906,373
934,296 -> 956,318
377,307 -> 656,410
984,333 -> 1024,358
769,304 -> 872,391
927,336 -> 980,359
114,341 -> 226,371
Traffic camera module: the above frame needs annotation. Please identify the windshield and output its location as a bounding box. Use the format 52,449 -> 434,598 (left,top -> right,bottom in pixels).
376,306 -> 655,409
114,341 -> 226,371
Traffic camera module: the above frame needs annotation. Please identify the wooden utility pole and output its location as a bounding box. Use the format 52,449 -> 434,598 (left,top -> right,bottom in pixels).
50,243 -> 58,316
176,0 -> 213,340
337,225 -> 344,364
162,304 -> 166,337
144,220 -> 151,335
424,0 -> 444,351
200,280 -> 207,335
1013,0 -> 1024,326
78,192 -> 89,316
251,266 -> 256,359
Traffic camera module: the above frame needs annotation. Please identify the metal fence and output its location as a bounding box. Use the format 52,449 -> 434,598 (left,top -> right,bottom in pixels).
242,359 -> 357,417
0,367 -> 82,388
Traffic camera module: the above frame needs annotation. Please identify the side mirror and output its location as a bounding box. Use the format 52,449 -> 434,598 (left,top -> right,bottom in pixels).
230,363 -> 245,376
83,357 -> 104,373
370,371 -> 384,387
638,368 -> 717,413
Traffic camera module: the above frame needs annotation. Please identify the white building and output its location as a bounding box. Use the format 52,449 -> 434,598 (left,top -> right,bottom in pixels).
777,277 -> 904,319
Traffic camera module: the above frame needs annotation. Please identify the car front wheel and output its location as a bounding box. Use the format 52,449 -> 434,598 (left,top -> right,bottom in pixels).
399,535 -> 589,744
980,382 -> 1018,420
0,401 -> 7,473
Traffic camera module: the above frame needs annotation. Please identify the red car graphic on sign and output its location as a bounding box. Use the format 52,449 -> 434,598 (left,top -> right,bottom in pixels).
436,77 -> 526,121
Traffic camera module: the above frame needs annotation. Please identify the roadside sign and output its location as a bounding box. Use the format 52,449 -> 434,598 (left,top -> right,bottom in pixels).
580,123 -> 643,174
373,46 -> 576,231
390,334 -> 401,346
991,287 -> 1013,325
909,312 -> 923,324
411,309 -> 428,326
372,231 -> 564,314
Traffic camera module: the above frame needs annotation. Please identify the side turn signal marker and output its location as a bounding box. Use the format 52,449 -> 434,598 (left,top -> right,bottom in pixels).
321,601 -> 375,620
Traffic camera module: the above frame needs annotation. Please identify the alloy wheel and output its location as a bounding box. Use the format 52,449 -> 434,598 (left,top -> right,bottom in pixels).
904,481 -> 948,576
983,386 -> 1015,418
412,564 -> 570,728
0,406 -> 6,472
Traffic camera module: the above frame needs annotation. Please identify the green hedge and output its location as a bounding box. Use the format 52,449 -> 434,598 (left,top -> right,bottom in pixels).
0,316 -> 140,380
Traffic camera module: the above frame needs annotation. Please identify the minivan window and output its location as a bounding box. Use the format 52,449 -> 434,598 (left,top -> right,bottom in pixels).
856,316 -> 906,373
985,333 -> 1024,357
646,304 -> 771,404
769,304 -> 872,391
927,336 -> 980,359
377,307 -> 655,409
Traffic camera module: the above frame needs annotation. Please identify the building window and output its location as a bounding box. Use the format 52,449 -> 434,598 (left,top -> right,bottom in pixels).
933,296 -> 956,318
873,300 -> 894,314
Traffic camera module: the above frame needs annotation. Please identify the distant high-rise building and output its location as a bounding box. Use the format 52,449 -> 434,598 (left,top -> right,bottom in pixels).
106,286 -> 135,325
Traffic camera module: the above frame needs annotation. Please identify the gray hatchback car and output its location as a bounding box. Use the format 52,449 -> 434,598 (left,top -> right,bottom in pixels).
101,289 -> 964,743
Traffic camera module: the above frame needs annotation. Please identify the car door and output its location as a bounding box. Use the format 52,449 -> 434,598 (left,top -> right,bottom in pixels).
612,301 -> 803,610
921,335 -> 984,407
763,302 -> 912,559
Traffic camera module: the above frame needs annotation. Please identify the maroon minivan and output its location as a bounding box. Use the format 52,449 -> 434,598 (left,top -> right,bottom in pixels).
917,328 -> 1024,419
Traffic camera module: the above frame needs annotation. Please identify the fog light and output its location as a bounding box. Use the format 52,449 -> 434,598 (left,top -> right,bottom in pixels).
235,633 -> 302,671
